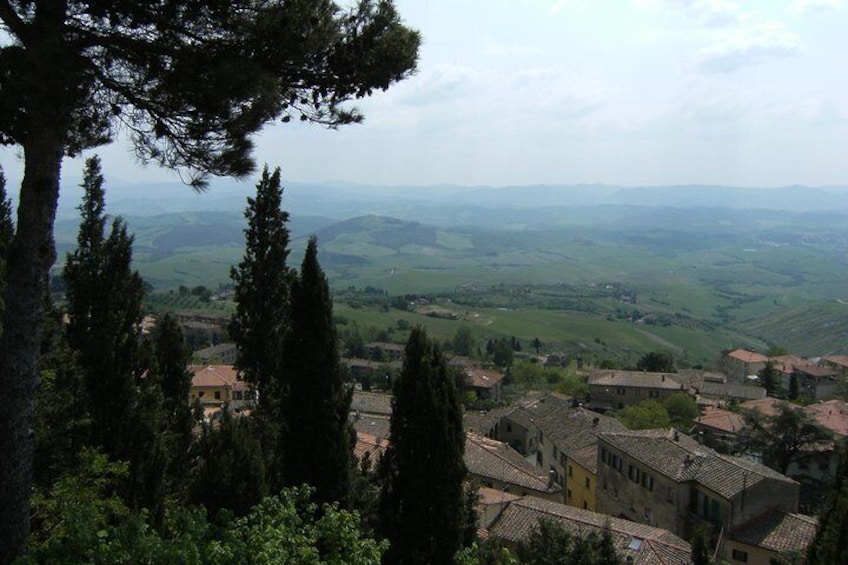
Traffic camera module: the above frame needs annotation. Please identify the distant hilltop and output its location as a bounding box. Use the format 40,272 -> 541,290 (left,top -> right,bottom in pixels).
51,178 -> 848,221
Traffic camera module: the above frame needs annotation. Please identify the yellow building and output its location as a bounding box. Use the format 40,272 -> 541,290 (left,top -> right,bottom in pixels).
189,364 -> 254,419
565,443 -> 598,512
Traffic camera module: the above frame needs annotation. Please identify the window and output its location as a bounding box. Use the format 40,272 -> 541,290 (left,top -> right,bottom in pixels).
583,501 -> 588,509
567,488 -> 572,500
536,451 -> 543,465
731,549 -> 748,563
539,431 -> 544,444
568,465 -> 573,478
649,390 -> 659,398
616,387 -> 626,395
560,453 -> 567,466
506,422 -> 512,432
553,446 -> 558,460
628,465 -> 640,482
233,391 -> 243,400
601,447 -> 607,463
585,477 -> 590,488
214,391 -> 221,400
198,391 -> 205,397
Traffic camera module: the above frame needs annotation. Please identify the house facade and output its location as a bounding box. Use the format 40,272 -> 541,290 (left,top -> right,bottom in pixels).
720,349 -> 769,382
596,429 -> 799,544
188,364 -> 255,417
588,370 -> 690,411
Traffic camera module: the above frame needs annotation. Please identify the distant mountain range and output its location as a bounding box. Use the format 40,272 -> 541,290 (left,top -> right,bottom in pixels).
50,178 -> 848,223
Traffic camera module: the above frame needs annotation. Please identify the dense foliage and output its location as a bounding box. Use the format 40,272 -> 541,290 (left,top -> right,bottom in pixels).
379,327 -> 469,565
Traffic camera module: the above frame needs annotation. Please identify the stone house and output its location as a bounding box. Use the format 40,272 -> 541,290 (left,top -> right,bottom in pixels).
596,429 -> 799,546
465,432 -> 563,502
719,349 -> 769,382
588,370 -> 690,411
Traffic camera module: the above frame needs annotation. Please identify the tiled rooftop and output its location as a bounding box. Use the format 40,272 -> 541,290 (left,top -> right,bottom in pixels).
465,433 -> 560,494
350,391 -> 393,416
489,496 -> 691,565
693,406 -> 746,434
729,510 -> 817,554
726,349 -> 769,364
464,367 -> 505,389
354,432 -> 389,462
589,370 -> 686,390
600,429 -> 796,500
351,414 -> 391,440
189,364 -> 239,388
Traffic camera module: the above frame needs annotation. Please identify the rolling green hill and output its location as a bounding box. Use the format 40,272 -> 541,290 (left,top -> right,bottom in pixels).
52,195 -> 848,363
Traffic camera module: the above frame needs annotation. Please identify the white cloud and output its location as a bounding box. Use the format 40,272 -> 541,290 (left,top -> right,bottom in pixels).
696,22 -> 802,72
788,0 -> 844,15
634,0 -> 744,27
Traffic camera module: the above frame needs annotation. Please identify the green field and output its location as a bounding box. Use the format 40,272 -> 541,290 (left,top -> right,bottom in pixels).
51,203 -> 848,364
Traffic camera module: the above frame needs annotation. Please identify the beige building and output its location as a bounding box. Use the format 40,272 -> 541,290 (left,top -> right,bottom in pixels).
588,370 -> 690,411
720,349 -> 769,382
188,364 -> 255,418
596,429 -> 799,545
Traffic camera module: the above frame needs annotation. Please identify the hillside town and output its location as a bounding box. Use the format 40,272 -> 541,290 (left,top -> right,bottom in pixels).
188,342 -> 848,565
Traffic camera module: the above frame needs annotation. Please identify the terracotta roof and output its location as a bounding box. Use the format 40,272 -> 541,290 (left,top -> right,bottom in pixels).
189,365 -> 239,388
804,400 -> 848,439
693,407 -> 746,434
465,367 -> 505,389
726,349 -> 769,364
355,432 -> 389,461
489,496 -> 691,565
793,364 -> 838,378
477,486 -> 522,508
465,433 -> 561,494
739,397 -> 785,417
824,355 -> 848,369
350,391 -> 393,416
599,429 -> 796,500
589,370 -> 686,391
729,510 -> 817,554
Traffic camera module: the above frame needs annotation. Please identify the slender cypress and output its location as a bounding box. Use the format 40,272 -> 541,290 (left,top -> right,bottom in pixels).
282,237 -> 352,505
229,166 -> 292,488
63,156 -> 144,460
379,327 -> 468,565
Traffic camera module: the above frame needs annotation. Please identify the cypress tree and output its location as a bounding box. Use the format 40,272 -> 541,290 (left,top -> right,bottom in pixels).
379,327 -> 468,565
150,313 -> 195,498
282,237 -> 351,506
63,156 -> 144,460
229,166 -> 293,489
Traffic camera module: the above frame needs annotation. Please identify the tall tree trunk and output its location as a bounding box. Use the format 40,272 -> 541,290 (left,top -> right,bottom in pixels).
0,130 -> 63,563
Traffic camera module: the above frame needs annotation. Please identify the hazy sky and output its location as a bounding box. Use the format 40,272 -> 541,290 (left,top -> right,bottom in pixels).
2,0 -> 847,189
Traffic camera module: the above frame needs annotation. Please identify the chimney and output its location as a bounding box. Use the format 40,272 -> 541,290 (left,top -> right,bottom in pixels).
673,430 -> 679,442
662,374 -> 665,382
592,417 -> 600,427
548,469 -> 556,490
698,431 -> 704,445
